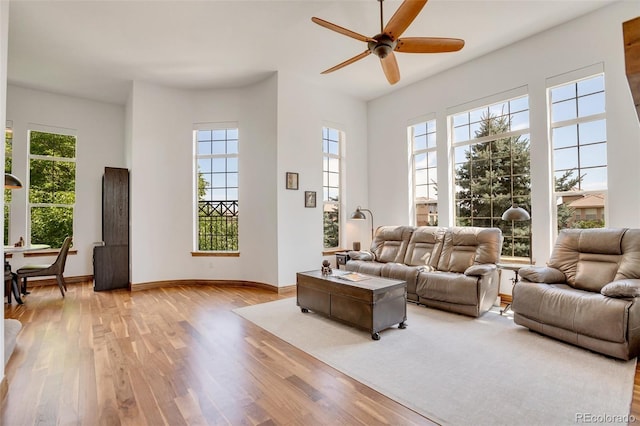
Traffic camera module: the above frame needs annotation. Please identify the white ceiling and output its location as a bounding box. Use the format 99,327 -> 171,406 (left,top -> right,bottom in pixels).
7,0 -> 618,105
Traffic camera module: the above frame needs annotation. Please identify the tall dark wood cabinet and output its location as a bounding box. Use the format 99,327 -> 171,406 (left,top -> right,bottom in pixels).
94,167 -> 130,291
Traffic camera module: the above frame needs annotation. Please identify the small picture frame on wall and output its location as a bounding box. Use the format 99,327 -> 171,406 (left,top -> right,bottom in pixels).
305,191 -> 316,208
286,172 -> 299,190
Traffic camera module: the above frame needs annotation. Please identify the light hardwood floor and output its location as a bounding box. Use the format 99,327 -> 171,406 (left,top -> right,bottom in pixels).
2,281 -> 432,425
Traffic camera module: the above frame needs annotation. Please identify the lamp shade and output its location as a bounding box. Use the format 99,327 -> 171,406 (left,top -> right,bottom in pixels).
501,205 -> 530,221
350,207 -> 366,220
4,173 -> 23,189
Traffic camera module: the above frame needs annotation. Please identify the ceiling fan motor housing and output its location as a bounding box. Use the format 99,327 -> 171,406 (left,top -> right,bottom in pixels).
369,34 -> 397,59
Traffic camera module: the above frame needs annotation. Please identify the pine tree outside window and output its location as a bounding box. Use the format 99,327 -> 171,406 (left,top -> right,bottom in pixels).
322,127 -> 342,249
28,129 -> 76,249
452,95 -> 531,259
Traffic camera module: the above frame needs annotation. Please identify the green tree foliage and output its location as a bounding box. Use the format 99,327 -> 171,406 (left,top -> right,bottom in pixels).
455,113 -> 531,258
197,171 -> 238,251
4,129 -> 13,245
29,131 -> 75,248
323,201 -> 339,248
554,170 -> 582,231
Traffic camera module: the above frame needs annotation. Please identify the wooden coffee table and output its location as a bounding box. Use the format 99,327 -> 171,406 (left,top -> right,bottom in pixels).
296,270 -> 407,340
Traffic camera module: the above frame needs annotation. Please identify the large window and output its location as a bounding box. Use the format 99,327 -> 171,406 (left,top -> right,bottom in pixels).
549,74 -> 607,231
28,129 -> 76,248
410,119 -> 437,226
322,127 -> 341,249
4,122 -> 13,245
452,95 -> 531,259
195,127 -> 239,251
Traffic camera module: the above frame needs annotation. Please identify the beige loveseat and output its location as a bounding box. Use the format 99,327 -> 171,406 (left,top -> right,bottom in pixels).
512,228 -> 640,360
346,225 -> 502,317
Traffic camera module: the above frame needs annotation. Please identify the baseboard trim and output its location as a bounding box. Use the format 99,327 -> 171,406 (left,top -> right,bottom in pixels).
24,275 -> 297,295
25,275 -> 93,287
131,279 -> 296,295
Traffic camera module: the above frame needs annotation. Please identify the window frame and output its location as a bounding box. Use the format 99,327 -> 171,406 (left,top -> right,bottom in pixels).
450,93 -> 532,260
548,71 -> 607,234
193,122 -> 240,253
5,121 -> 13,246
322,126 -> 343,250
410,118 -> 438,226
27,125 -> 77,249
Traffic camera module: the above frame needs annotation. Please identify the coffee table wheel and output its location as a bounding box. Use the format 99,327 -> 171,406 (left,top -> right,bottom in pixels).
371,332 -> 381,341
301,308 -> 309,313
398,321 -> 407,329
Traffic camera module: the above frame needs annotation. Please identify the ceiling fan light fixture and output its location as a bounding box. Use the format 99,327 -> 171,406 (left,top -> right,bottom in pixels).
312,0 -> 464,84
369,35 -> 397,59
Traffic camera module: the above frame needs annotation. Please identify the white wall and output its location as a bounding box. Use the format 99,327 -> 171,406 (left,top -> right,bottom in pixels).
276,71 -> 368,286
367,1 -> 640,295
5,85 -> 126,277
128,76 -> 280,286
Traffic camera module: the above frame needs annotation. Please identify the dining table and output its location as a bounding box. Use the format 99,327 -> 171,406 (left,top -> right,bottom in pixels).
4,243 -> 51,304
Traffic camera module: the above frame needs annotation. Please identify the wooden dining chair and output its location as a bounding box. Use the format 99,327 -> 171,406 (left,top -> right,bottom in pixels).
16,236 -> 73,298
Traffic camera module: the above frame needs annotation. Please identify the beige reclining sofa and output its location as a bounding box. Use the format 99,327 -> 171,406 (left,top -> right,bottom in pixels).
346,225 -> 502,317
512,228 -> 640,360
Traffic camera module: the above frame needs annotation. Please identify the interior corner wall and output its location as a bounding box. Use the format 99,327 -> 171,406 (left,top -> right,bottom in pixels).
367,1 -> 640,271
275,71 -> 368,286
128,76 -> 279,287
5,85 -> 126,278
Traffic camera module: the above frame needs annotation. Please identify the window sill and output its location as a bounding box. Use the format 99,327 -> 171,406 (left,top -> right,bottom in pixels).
191,251 -> 240,257
24,249 -> 78,258
499,256 -> 532,265
322,248 -> 347,256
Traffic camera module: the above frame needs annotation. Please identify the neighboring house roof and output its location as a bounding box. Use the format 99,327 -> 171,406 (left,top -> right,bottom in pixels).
568,193 -> 605,209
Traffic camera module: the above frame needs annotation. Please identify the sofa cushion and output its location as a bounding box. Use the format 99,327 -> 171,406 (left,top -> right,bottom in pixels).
403,226 -> 446,268
416,271 -> 480,306
617,229 -> 640,280
601,279 -> 640,298
370,226 -> 415,264
436,227 -> 502,273
548,228 -> 626,291
381,263 -> 423,296
344,260 -> 384,276
512,282 -> 631,344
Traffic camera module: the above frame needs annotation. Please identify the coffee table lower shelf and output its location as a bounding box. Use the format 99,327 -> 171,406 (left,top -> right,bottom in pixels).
296,270 -> 407,340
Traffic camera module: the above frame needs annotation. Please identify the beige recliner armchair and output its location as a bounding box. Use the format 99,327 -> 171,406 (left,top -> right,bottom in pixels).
512,228 -> 640,360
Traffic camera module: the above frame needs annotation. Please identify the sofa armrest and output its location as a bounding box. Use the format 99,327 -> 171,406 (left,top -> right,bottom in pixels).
347,250 -> 374,261
601,279 -> 640,298
464,264 -> 496,276
519,266 -> 565,284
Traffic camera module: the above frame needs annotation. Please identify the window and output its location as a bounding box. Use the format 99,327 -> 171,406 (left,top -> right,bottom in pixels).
322,127 -> 341,249
550,74 -> 607,231
452,95 -> 531,259
28,129 -> 76,248
410,119 -> 438,226
4,122 -> 13,246
195,127 -> 239,251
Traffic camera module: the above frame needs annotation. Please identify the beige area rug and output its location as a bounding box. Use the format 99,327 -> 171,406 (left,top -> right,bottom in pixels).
234,298 -> 636,425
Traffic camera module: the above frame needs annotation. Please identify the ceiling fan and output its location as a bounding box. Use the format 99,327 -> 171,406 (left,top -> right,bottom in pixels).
312,0 -> 464,85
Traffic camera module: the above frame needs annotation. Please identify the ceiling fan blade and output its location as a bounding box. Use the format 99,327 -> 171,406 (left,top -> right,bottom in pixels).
380,52 -> 400,85
395,37 -> 465,53
321,50 -> 371,74
312,17 -> 376,43
383,0 -> 428,41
